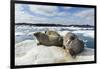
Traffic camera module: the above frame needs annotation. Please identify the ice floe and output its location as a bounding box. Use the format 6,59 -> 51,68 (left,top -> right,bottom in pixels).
15,40 -> 94,65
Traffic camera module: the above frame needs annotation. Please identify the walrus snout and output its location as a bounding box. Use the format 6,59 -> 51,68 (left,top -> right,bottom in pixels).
34,33 -> 37,36
34,32 -> 41,37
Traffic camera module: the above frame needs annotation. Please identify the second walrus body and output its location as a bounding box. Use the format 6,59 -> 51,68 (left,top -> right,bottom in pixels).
63,32 -> 84,57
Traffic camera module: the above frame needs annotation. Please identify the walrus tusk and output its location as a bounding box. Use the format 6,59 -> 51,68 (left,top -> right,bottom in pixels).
66,40 -> 72,46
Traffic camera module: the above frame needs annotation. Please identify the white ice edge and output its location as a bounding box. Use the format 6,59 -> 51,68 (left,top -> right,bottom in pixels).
15,29 -> 94,39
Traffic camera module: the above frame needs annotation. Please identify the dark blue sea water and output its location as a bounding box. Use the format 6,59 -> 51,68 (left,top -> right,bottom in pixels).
75,33 -> 94,48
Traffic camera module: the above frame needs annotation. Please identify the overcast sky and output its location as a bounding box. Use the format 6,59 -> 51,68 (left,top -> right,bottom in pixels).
15,4 -> 94,25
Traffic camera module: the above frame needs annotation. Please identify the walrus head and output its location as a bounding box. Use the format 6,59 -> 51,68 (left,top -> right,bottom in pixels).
34,32 -> 42,40
66,32 -> 76,40
34,32 -> 49,42
63,32 -> 77,48
34,32 -> 41,37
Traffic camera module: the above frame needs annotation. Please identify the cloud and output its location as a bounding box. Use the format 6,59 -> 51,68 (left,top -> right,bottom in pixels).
15,4 -> 94,25
75,9 -> 94,25
62,6 -> 72,10
15,4 -> 49,23
28,4 -> 72,17
29,5 -> 59,17
76,9 -> 94,19
15,4 -> 31,23
15,4 -> 71,24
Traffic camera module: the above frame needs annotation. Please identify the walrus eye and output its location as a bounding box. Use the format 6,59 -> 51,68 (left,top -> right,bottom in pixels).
70,36 -> 75,40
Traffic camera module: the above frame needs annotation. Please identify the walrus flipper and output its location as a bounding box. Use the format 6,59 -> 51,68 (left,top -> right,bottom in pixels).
37,42 -> 42,45
69,48 -> 76,58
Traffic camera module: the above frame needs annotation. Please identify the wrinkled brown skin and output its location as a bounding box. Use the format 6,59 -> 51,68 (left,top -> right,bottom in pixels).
34,31 -> 63,47
63,32 -> 84,58
45,30 -> 61,36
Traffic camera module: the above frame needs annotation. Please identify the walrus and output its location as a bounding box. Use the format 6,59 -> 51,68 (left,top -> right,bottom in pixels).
63,32 -> 84,58
34,31 -> 63,47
